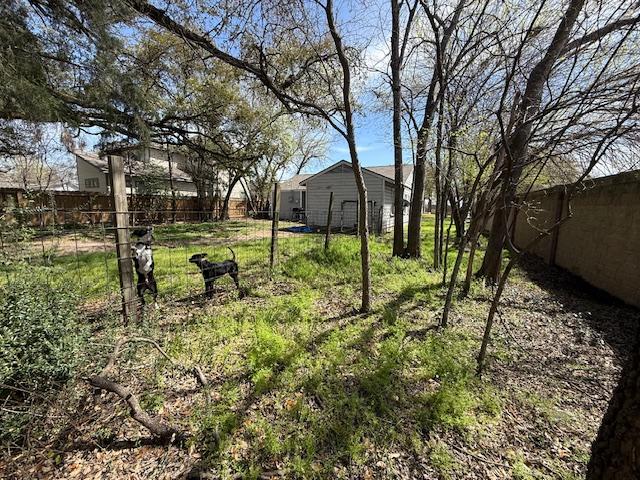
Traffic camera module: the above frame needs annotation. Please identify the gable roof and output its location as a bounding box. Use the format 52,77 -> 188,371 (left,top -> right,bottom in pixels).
367,165 -> 414,183
299,160 -> 413,187
74,150 -> 193,183
279,173 -> 312,190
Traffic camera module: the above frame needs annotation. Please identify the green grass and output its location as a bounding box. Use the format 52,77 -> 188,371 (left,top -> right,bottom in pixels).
123,217 -> 497,477
429,440 -> 460,480
1,219 -> 325,303
2,215 -> 572,477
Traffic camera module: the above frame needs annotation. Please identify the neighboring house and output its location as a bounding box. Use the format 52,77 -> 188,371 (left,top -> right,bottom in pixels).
278,173 -> 311,221
0,160 -> 77,191
299,160 -> 413,233
75,149 -> 197,196
74,144 -> 248,204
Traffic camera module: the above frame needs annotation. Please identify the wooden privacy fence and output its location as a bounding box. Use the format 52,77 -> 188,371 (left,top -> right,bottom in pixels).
512,170 -> 640,308
0,188 -> 247,226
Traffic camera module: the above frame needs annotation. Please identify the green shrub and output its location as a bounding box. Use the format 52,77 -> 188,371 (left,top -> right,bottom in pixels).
417,330 -> 501,431
0,267 -> 84,390
248,322 -> 296,372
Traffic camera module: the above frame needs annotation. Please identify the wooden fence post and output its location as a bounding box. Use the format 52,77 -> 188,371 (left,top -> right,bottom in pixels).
356,200 -> 360,237
548,189 -> 565,266
109,155 -> 137,324
324,192 -> 334,251
270,183 -> 281,274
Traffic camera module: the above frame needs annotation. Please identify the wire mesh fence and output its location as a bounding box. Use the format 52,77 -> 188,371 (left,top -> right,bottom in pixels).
0,205 -> 394,320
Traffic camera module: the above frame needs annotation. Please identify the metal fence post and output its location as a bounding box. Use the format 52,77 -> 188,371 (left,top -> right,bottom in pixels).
108,155 -> 137,324
324,191 -> 334,251
269,182 -> 281,274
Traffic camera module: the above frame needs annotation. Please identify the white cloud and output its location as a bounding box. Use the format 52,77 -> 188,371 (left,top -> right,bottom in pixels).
332,144 -> 378,154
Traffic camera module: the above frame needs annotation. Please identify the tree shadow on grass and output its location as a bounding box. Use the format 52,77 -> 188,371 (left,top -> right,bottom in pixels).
383,282 -> 442,311
188,315 -> 383,476
189,284 -> 474,478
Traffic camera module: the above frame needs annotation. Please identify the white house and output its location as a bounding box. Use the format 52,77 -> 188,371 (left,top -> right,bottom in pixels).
75,148 -> 197,196
74,143 -> 247,203
299,160 -> 413,233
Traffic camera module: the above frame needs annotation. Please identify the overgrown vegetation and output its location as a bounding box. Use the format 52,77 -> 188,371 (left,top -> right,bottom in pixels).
0,217 -> 623,479
0,265 -> 86,443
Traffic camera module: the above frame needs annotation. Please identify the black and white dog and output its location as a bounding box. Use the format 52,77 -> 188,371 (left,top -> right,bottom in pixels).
131,226 -> 158,308
189,247 -> 240,298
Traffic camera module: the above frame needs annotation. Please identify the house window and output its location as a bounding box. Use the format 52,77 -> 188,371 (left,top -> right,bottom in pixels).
85,177 -> 100,188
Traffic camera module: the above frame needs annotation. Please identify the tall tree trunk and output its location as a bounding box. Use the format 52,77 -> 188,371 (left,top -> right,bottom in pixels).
221,172 -> 242,221
477,0 -> 586,283
325,0 -> 371,312
438,131 -> 454,267
391,0 -> 405,257
432,102 -> 444,268
406,123 -> 432,258
441,213 -> 454,285
461,229 -> 479,296
461,193 -> 488,297
167,149 -> 177,223
476,257 -> 516,375
406,0 -> 466,258
476,201 -> 508,283
448,189 -> 464,244
587,337 -> 640,479
440,228 -> 468,328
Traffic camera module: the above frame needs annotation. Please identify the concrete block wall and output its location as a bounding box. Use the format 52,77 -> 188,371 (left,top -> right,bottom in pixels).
513,171 -> 640,308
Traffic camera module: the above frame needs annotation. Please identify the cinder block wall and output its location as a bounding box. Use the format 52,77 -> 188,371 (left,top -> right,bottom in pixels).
513,171 -> 640,308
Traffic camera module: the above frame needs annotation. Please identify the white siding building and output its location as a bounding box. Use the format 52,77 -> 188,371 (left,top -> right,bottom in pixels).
74,144 -> 246,202
300,160 -> 413,233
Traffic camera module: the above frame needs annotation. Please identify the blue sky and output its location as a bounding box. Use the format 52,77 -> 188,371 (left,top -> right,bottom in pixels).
326,113 -> 398,169
75,0 -> 401,174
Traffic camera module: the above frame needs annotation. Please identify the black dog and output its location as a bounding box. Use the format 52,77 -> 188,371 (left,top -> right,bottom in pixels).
131,226 -> 158,308
131,227 -> 154,244
189,247 -> 240,298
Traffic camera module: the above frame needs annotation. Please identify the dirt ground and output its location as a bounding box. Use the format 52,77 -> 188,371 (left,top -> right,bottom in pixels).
18,222 -> 308,257
1,256 -> 637,479
448,256 -> 639,479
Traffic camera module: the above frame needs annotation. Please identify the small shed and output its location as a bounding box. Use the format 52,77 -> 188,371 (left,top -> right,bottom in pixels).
299,160 -> 413,234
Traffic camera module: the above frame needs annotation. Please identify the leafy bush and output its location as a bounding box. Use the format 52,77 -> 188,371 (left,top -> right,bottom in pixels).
0,267 -> 85,390
421,381 -> 477,430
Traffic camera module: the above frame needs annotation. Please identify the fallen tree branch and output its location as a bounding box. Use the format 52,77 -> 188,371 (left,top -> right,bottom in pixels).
100,336 -> 209,387
99,337 -> 128,377
84,375 -> 180,441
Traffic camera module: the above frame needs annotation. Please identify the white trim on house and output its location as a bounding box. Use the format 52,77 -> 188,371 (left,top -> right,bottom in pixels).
74,148 -> 249,202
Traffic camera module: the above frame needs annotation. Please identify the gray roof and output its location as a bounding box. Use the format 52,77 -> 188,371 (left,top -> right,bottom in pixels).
74,151 -> 106,171
367,164 -> 414,183
300,160 -> 413,187
0,166 -> 73,191
74,150 -> 192,183
279,173 -> 312,190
